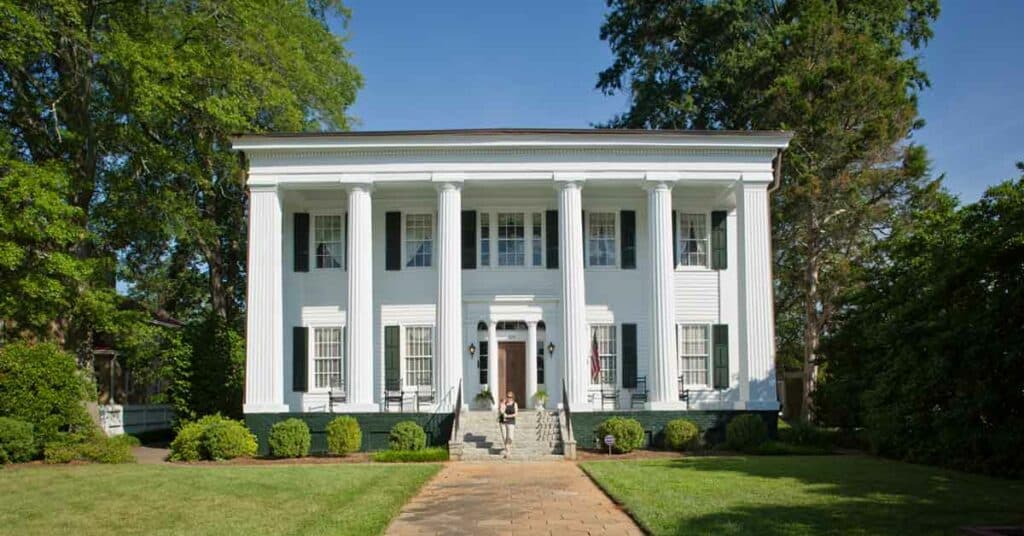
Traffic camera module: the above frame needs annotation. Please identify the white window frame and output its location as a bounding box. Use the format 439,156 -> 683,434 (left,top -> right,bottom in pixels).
678,324 -> 711,388
676,211 -> 711,269
309,325 -> 345,393
403,325 -> 434,389
586,211 -> 619,268
403,213 -> 434,269
590,324 -> 618,387
311,212 -> 345,270
475,208 -> 546,270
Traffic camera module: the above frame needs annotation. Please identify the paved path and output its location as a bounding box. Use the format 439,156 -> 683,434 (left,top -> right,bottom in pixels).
386,462 -> 643,536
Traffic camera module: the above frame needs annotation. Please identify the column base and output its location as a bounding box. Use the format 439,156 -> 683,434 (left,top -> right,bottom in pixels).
243,403 -> 290,414
645,400 -> 689,411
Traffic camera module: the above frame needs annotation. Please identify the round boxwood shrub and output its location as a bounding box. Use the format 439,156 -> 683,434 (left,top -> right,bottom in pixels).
0,417 -> 36,463
202,419 -> 257,460
595,417 -> 645,453
169,419 -> 208,461
727,414 -> 768,452
268,418 -> 311,458
664,419 -> 701,452
326,416 -> 362,456
388,421 -> 426,451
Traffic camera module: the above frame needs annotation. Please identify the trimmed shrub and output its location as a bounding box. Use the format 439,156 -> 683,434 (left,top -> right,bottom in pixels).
203,419 -> 257,460
779,420 -> 829,448
0,342 -> 93,446
388,421 -> 427,451
42,436 -> 135,464
43,442 -> 78,464
372,447 -> 448,463
0,417 -> 36,463
169,419 -> 208,462
664,419 -> 701,451
596,417 -> 645,453
110,434 -> 141,448
326,416 -> 362,456
268,418 -> 311,458
726,414 -> 768,452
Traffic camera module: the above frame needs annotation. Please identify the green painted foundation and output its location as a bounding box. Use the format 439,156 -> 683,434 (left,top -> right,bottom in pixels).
245,412 -> 454,455
570,410 -> 777,449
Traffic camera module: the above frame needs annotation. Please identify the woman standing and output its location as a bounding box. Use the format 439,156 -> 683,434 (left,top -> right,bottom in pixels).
499,391 -> 518,459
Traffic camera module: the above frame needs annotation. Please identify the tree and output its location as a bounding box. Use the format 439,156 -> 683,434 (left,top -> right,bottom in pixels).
597,0 -> 940,419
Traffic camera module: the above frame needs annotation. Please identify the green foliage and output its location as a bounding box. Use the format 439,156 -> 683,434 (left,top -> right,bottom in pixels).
325,416 -> 362,456
726,415 -> 768,452
663,419 -> 701,452
169,419 -> 209,462
474,388 -> 494,405
43,443 -> 78,464
388,421 -> 426,452
0,418 -> 36,463
778,421 -> 830,449
42,435 -> 135,464
372,447 -> 449,463
596,417 -> 645,454
0,342 -> 93,446
110,434 -> 142,448
203,419 -> 257,461
268,419 -> 311,458
818,172 -> 1024,477
167,316 -> 244,421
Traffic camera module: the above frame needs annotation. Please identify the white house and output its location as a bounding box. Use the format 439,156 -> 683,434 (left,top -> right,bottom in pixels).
232,129 -> 789,438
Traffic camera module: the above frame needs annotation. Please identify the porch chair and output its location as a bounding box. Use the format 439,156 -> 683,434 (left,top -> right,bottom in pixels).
677,376 -> 690,409
327,382 -> 346,413
413,385 -> 435,412
630,376 -> 648,409
383,379 -> 404,412
600,385 -> 619,410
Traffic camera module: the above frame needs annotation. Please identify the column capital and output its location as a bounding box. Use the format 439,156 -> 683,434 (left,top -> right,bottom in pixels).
525,319 -> 539,328
345,183 -> 374,195
434,181 -> 463,193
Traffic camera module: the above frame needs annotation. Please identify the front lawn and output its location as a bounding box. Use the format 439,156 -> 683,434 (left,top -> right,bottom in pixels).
0,463 -> 440,535
581,456 -> 1024,535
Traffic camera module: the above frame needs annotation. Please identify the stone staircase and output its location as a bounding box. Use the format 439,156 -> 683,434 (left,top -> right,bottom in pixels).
457,409 -> 564,461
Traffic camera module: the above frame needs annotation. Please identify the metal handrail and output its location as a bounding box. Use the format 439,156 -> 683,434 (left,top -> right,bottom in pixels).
448,379 -> 463,446
561,378 -> 575,443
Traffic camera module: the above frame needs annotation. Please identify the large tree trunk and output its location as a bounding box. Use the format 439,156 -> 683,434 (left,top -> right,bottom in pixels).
801,256 -> 821,422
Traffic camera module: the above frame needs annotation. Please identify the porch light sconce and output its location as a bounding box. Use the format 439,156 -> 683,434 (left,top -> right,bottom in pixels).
467,343 -> 476,360
546,342 -> 556,357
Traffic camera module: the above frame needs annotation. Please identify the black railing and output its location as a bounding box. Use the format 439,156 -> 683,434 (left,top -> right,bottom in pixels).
561,379 -> 575,444
448,379 -> 463,446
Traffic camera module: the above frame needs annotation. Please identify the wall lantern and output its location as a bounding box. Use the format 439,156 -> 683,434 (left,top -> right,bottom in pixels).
467,343 -> 476,360
547,342 -> 556,357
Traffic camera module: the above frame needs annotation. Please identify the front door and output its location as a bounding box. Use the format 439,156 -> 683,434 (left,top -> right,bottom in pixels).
498,342 -> 527,405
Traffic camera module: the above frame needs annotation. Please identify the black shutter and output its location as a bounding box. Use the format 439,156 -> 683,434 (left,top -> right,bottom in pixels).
462,210 -> 477,269
545,210 -> 559,269
294,213 -> 309,272
385,211 -> 401,271
621,210 -> 636,269
292,326 -> 308,392
385,326 -> 400,387
581,210 -> 586,265
711,210 -> 727,270
478,341 -> 489,385
344,212 -> 349,271
671,210 -> 678,267
712,324 -> 729,389
622,323 -> 637,388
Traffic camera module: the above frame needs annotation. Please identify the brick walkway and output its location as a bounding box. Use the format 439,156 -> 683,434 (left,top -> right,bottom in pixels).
386,461 -> 643,536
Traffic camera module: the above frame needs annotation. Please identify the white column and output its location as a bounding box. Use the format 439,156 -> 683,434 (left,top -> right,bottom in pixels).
645,180 -> 682,408
557,181 -> 590,408
487,321 -> 499,404
244,185 -> 287,413
525,320 -> 538,409
435,182 -> 463,409
345,184 -> 375,409
737,181 -> 779,409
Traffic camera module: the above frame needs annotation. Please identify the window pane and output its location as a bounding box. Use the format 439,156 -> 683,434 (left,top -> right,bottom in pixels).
532,213 -> 543,266
591,325 -> 617,386
314,215 -> 343,269
405,326 -> 434,387
480,213 -> 490,266
405,214 -> 433,267
678,324 -> 709,386
588,213 -> 616,267
314,327 -> 344,390
678,214 -> 708,267
497,213 -> 525,266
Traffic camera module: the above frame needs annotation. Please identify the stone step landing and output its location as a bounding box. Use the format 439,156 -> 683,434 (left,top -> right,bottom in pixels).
454,409 -> 565,461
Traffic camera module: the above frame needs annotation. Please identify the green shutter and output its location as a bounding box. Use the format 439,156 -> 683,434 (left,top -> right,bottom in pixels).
622,323 -> 637,388
620,210 -> 636,269
671,210 -> 678,266
384,326 -> 400,388
294,213 -> 309,272
711,210 -> 727,270
292,326 -> 308,392
712,324 -> 729,389
385,212 -> 401,271
545,210 -> 558,269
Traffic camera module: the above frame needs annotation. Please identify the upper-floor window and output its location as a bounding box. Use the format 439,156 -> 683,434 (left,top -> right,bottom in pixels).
497,213 -> 525,266
405,326 -> 434,387
314,215 -> 344,269
313,327 -> 344,390
678,213 -> 708,267
588,212 -> 617,267
531,213 -> 544,267
591,325 -> 617,386
405,214 -> 433,267
678,324 -> 709,387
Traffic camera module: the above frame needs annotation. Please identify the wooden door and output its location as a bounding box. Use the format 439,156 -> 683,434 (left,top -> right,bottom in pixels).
498,342 -> 527,405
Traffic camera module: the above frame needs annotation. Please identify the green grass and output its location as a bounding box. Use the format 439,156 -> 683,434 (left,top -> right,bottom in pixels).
581,456 -> 1024,536
0,463 -> 440,535
372,447 -> 449,463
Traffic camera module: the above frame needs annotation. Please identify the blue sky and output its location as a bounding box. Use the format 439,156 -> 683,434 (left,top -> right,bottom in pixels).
337,1 -> 1022,202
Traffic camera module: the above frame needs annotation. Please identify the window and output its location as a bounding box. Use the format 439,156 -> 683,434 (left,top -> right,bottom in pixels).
588,212 -> 617,267
405,214 -> 433,267
497,213 -> 525,266
314,215 -> 344,269
531,213 -> 543,266
405,326 -> 433,387
478,339 -> 488,385
313,327 -> 344,390
591,325 -> 617,386
678,213 -> 708,267
480,213 -> 490,266
679,324 -> 710,386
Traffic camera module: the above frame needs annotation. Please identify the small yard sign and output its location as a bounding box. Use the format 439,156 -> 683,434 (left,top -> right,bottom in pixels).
604,434 -> 615,455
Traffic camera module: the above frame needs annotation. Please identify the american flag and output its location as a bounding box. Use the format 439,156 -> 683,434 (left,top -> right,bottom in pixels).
590,329 -> 601,382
